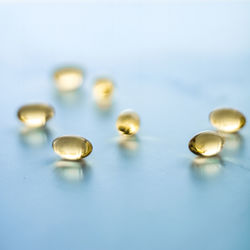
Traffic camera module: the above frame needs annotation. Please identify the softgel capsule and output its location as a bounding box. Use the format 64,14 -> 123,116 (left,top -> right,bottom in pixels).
116,110 -> 140,136
53,67 -> 83,92
93,78 -> 114,98
188,131 -> 224,157
209,108 -> 246,133
17,103 -> 54,128
52,136 -> 93,160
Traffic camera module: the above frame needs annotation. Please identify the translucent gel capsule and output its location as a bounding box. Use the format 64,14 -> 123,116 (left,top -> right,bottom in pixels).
17,104 -> 54,128
116,110 -> 140,136
209,108 -> 246,133
93,78 -> 114,98
53,67 -> 83,92
188,131 -> 224,157
52,136 -> 93,160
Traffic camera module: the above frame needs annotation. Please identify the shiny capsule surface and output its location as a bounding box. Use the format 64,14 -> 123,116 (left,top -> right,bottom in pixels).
189,131 -> 224,157
209,108 -> 246,133
116,110 -> 140,135
52,136 -> 93,160
17,103 -> 54,128
93,78 -> 114,98
53,67 -> 83,92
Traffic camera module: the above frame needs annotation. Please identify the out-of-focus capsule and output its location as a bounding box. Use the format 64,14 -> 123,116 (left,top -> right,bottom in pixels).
209,108 -> 246,133
93,78 -> 114,98
93,78 -> 114,110
53,67 -> 83,92
17,103 -> 54,128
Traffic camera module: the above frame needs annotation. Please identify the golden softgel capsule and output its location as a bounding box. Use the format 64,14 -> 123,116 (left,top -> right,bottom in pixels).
17,103 -> 54,128
116,110 -> 140,136
53,67 -> 83,92
93,78 -> 114,98
52,136 -> 93,160
209,108 -> 246,133
189,131 -> 224,157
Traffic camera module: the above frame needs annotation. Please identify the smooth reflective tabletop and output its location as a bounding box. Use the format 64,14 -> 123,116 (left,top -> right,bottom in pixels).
1,2 -> 250,250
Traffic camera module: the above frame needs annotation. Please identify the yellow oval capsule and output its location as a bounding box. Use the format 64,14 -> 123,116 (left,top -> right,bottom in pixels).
53,67 -> 83,92
116,110 -> 140,136
209,108 -> 246,133
17,103 -> 54,128
93,78 -> 114,98
52,136 -> 93,160
188,131 -> 224,157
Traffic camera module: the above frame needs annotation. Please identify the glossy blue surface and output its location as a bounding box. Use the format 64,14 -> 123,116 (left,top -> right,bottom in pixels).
0,2 -> 250,250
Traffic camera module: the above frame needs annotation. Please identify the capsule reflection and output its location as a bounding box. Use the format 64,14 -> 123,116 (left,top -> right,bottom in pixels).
219,132 -> 243,155
191,156 -> 223,178
19,127 -> 51,147
118,135 -> 139,151
53,159 -> 87,182
55,89 -> 84,107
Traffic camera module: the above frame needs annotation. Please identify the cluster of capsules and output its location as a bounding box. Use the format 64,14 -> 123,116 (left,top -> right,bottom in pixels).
188,108 -> 246,157
17,67 -> 140,161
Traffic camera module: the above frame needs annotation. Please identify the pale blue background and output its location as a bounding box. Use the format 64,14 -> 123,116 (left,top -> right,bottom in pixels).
0,2 -> 250,250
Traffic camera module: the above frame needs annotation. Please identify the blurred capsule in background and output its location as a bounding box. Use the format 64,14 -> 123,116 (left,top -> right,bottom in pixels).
52,135 -> 93,160
116,110 -> 140,136
118,135 -> 139,151
93,78 -> 114,110
17,103 -> 54,128
209,108 -> 246,133
53,67 -> 83,92
93,78 -> 114,98
188,131 -> 224,157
